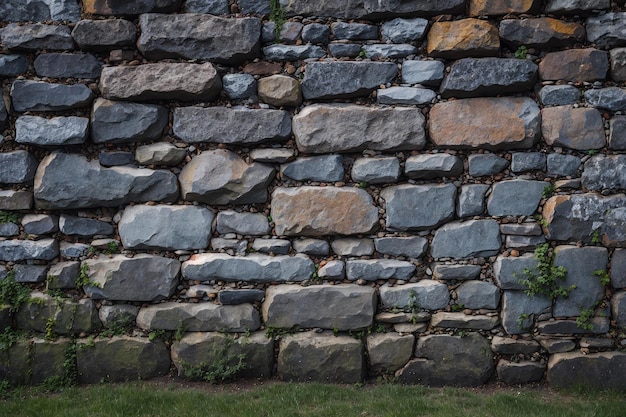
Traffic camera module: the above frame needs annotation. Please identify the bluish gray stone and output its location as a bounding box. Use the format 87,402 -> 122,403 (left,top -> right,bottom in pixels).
506,235 -> 546,250
328,43 -> 362,58
404,154 -> 463,179
610,48 -> 626,82
47,261 -> 80,289
13,265 -> 47,283
1,23 -> 74,50
0,54 -> 29,76
91,99 -> 167,144
22,214 -> 58,235
586,12 -> 626,48
0,223 -> 19,237
262,21 -> 275,44
279,22 -> 303,44
381,17 -> 428,43
0,190 -> 33,211
457,281 -> 500,309
216,210 -> 270,236
281,155 -> 344,182
499,18 -> 584,48
539,318 -> 609,334
218,289 -> 265,305
585,87 -> 626,111
351,157 -> 400,184
222,74 -> 257,99
611,249 -> 626,288
375,236 -> 428,258
433,264 -> 482,281
83,0 -> 182,14
0,100 -> 6,130
119,205 -> 214,251
457,184 -> 489,218
547,153 -> 581,177
402,60 -> 444,86
0,151 -> 38,185
34,53 -> 102,79
60,242 -> 90,258
381,184 -> 456,231
491,336 -> 540,355
363,44 -> 417,59
468,154 -> 509,177
292,238 -> 330,255
99,305 -> 138,329
250,148 -> 294,163
252,238 -> 291,254
11,81 -> 94,112
380,281 -> 450,311
211,238 -> 247,254
539,85 -> 580,106
499,223 -> 542,236
16,295 -> 100,335
331,22 -> 378,40
494,254 -> 539,290
331,238 -> 374,256
0,239 -> 58,262
501,290 -> 551,334
281,0 -> 465,19
377,87 -> 436,105
0,0 -> 80,22
612,292 -> 626,329
440,58 -> 538,98
59,214 -> 113,237
263,44 -> 325,61
431,220 -> 501,259
487,180 -> 546,216
318,260 -> 345,280
302,23 -> 330,44
610,115 -> 626,150
431,312 -> 499,330
582,155 -> 626,191
99,152 -> 134,167
238,0 -> 270,14
135,143 -> 186,166
16,116 -> 89,146
545,0 -> 609,13
302,62 -> 398,100
510,152 -> 546,173
184,0 -> 228,13
71,19 -> 137,50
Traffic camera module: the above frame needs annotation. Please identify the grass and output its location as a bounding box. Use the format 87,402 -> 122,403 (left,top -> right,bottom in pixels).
1,380 -> 625,417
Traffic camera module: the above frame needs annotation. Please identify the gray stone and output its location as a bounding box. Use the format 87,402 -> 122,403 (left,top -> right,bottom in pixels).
457,184 -> 489,218
138,14 -> 261,64
34,153 -> 178,209
582,155 -> 626,191
0,239 -> 58,262
487,180 -> 546,216
548,351 -> 626,390
430,312 -> 499,330
99,151 -> 134,167
351,157 -> 401,184
317,260 -> 345,280
346,260 -> 416,281
375,237 -> 428,258
401,60 -> 445,86
405,154 -> 463,179
332,22 -> 378,40
381,184 -> 456,231
586,12 -> 626,48
281,155 -> 344,182
280,0 -> 465,19
380,281 -> 450,311
610,47 -> 626,82
328,43 -> 362,58
263,284 -> 375,330
100,63 -> 222,102
542,106 -> 605,150
135,143 -> 186,166
11,81 -> 94,112
0,223 -> 19,237
71,19 -> 136,50
17,294 -> 100,334
500,223 -> 542,236
433,264 -> 481,281
46,261 -> 79,289
182,253 -> 314,283
497,361 -> 545,385
363,44 -> 417,59
218,289 -> 265,305
0,54 -> 29,76
91,99 -> 168,144
251,148 -> 293,163
83,254 -> 180,301
491,336 -> 540,355
547,154 -> 581,177
612,291 -> 626,329
468,154 -> 509,177
22,214 -> 58,235
396,333 -> 493,386
60,242 -> 90,259
0,0 -> 80,22
377,87 -> 436,105
511,152 -> 546,173
611,249 -> 626,288
331,238 -> 374,256
457,281 -> 500,309
137,302 -> 260,332
174,107 -> 291,145
262,23 -> 277,44
279,22 -> 303,44
77,337 -> 170,384
367,333 -> 414,374
251,238 -> 290,254
59,215 -> 113,237
263,44 -> 325,61
278,332 -> 363,383
505,235 -> 546,249
302,23 -> 330,44
0,190 -> 33,210
381,18 -> 428,43
16,116 -> 89,146
84,0 -> 182,15
440,58 -> 538,98
216,211 -> 270,236
501,291 -> 551,334
292,239 -> 329,256
539,85 -> 581,106
545,0 -> 610,13
494,254 -> 539,290
99,305 -> 138,329
184,0 -> 228,14
13,265 -> 47,283
431,220 -> 501,259
1,23 -> 74,50
499,17 -> 584,48
585,87 -> 626,111
302,62 -> 398,100
0,151 -> 38,185
0,99 -> 6,131
119,205 -> 214,251
211,238 -> 247,255
1,338 -> 72,386
179,149 -> 274,205
237,0 -> 270,14
538,318 -> 609,334
34,53 -> 101,79
610,116 -> 626,150
222,74 -> 257,99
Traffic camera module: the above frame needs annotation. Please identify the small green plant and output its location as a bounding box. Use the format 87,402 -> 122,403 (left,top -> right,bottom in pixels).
517,313 -> 530,330
269,0 -> 286,41
576,307 -> 595,331
0,327 -> 21,351
450,303 -> 464,312
0,271 -> 32,313
358,50 -> 367,58
100,313 -> 135,338
148,329 -> 168,342
0,211 -> 18,224
518,244 -> 573,299
587,149 -> 599,156
104,241 -> 120,255
332,327 -> 339,336
542,184 -> 556,199
358,181 -> 368,188
407,290 -> 419,314
87,245 -> 96,256
75,264 -> 101,289
515,45 -> 528,59
41,340 -> 79,391
265,325 -> 299,339
174,321 -> 187,342
45,318 -> 56,341
591,228 -> 601,244
267,215 -> 273,223
593,269 -> 610,287
181,338 -> 246,384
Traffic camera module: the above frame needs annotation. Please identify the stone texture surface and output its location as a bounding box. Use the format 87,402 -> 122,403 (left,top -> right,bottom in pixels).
281,155 -> 344,182
0,191 -> 33,210
59,215 -> 113,237
539,85 -> 581,106
542,106 -> 605,150
457,281 -> 500,309
585,87 -> 626,111
0,0 -> 80,22
404,154 -> 463,179
430,313 -> 499,330
263,44 -> 325,61
548,352 -> 626,390
377,87 -> 436,105
382,18 -> 428,42
611,249 -> 626,289
352,157 -> 401,184
16,116 -> 88,146
72,19 -> 137,50
375,237 -> 428,258
83,0 -> 182,14
494,254 -> 539,290
499,18 -> 584,48
469,0 -> 538,16
216,211 -> 270,236
346,260 -> 415,281
34,53 -> 102,79
539,49 -> 608,82
401,60 -> 444,86
17,294 -> 100,334
586,12 -> 626,48
382,184 -> 456,231
367,333 -> 414,374
431,220 -> 501,259
136,143 -> 186,166
501,291 -> 551,334
427,19 -> 500,59
0,239 -> 58,262
258,75 -> 302,107
487,180 -> 546,216
1,23 -> 74,50
1,339 -> 71,386
91,99 -> 167,144
279,0 -> 465,19
302,62 -> 397,100
582,155 -> 626,191
12,81 -> 94,112
457,184 -> 489,218
468,154 -> 509,177
379,281 -> 450,311
497,360 -> 545,385
0,54 -> 29,76
0,151 -> 38,185
545,0 -> 610,13
611,291 -> 626,328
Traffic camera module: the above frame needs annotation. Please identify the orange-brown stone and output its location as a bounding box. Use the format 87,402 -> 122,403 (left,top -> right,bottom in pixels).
539,48 -> 608,82
469,0 -> 538,16
427,18 -> 500,59
541,106 -> 606,150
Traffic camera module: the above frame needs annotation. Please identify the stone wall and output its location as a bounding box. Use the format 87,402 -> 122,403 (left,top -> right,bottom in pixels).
1,0 -> 626,389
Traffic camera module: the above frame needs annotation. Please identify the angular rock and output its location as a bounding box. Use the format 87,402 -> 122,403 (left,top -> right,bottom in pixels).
218,289 -> 265,305
401,60 -> 444,86
99,305 -> 138,329
22,214 -> 58,235
511,152 -> 546,173
494,254 -> 539,290
302,23 -> 330,44
222,74 -> 257,99
469,0 -> 539,16
381,184 -> 456,231
84,255 -> 180,301
547,154 -> 580,177
59,215 -> 113,237
46,261 -> 79,289
501,291 -> 551,334
497,360 -> 545,385
404,154 -> 463,179
216,211 -> 270,236
271,186 -> 378,236
292,238 -> 329,256
457,184 -> 489,217
539,85 -> 581,106
500,223 -> 542,236
263,44 -> 325,61
610,116 -> 626,150
0,0 -> 80,22
457,281 -> 500,309
0,223 -> 19,237
346,260 -> 415,281
363,44 -> 417,59
325,43 -> 359,58
611,291 -> 626,328
136,143 -> 186,166
545,0 -> 610,13
539,49 -> 608,82
1,339 -> 71,386
0,151 -> 38,185
280,0 -> 465,19
12,265 -> 47,283
582,155 -> 626,191
119,205 -> 214,251
263,284 -> 375,330
16,116 -> 88,146
0,190 -> 33,210
91,99 -> 168,144
182,253 -> 314,283
332,22 -> 378,40
610,48 -> 626,82
506,235 -> 546,250
538,318 -> 609,334
258,75 -> 301,107
34,153 -> 178,209
586,12 -> 626,48
251,239 -> 290,255
468,154 -> 509,176
302,62 -> 397,100
174,107 -> 291,145
351,157 -> 401,184
179,149 -> 274,205
11,81 -> 94,112
427,19 -> 500,59
184,0 -> 229,13
382,18 -> 428,43
585,87 -> 626,111
367,333 -> 414,374
17,294 -> 100,334
487,179 -> 546,216
99,151 -> 134,167
0,54 -> 29,76
331,238 -> 374,256
548,351 -> 626,390
278,22 -> 303,44
317,260 -> 345,280
34,53 -> 101,79
374,237 -> 428,259
431,312 -> 499,330
440,58 -> 537,98
431,220 -> 501,259
611,249 -> 626,288
429,97 -> 540,150
100,63 -> 221,101
491,336 -> 540,355
1,24 -> 74,51
281,155 -> 343,182
294,105 -> 426,153
499,18 -> 584,48
542,106 -> 605,150
0,239 -> 58,261
83,0 -> 182,14
379,281 -> 450,311
377,87 -> 436,105
138,14 -> 261,64
71,19 -> 136,50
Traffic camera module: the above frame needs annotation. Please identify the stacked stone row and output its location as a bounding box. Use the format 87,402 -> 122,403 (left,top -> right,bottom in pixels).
1,0 -> 626,388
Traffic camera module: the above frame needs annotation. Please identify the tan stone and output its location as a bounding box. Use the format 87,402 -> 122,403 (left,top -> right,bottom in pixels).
539,48 -> 608,82
542,106 -> 605,150
428,97 -> 540,150
469,0 -> 538,16
427,18 -> 500,59
271,186 -> 379,236
258,75 -> 302,107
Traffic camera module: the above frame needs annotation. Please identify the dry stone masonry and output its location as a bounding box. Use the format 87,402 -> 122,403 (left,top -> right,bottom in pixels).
1,0 -> 626,390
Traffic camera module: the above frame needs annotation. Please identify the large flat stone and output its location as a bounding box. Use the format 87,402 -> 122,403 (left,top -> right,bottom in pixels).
216,211 -> 270,236
497,360 -> 545,385
585,87 -> 626,112
294,104 -> 425,153
91,99 -> 168,144
431,220 -> 501,259
138,14 -> 261,64
431,312 -> 499,330
281,155 -> 343,182
16,294 -> 100,334
427,19 -> 499,59
586,12 -> 626,48
11,81 -> 94,112
542,106 -> 605,150
1,23 -> 74,51
302,62 -> 397,100
499,17 -> 584,48
71,19 -> 137,50
457,281 -> 500,310
374,236 -> 428,258
404,154 -> 463,179
367,333 -> 414,374
582,155 -> 626,191
501,291 -> 551,334
1,339 -> 71,386
429,97 -> 540,150
346,260 -> 416,281
59,214 -> 113,237
83,0 -> 182,14
0,54 -> 29,77
548,351 -> 626,390
0,0 -> 80,22
16,116 -> 89,146
487,180 -> 546,216
0,151 -> 38,185
545,0 -> 610,13
0,190 -> 33,210
271,186 -> 379,236
379,281 -> 450,311
381,184 -> 456,231
34,53 -> 102,79
0,239 -> 58,261
279,0 -> 465,19
539,49 -> 608,82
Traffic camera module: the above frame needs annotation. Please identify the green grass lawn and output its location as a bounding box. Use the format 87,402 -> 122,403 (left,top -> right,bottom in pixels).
1,380 -> 624,417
